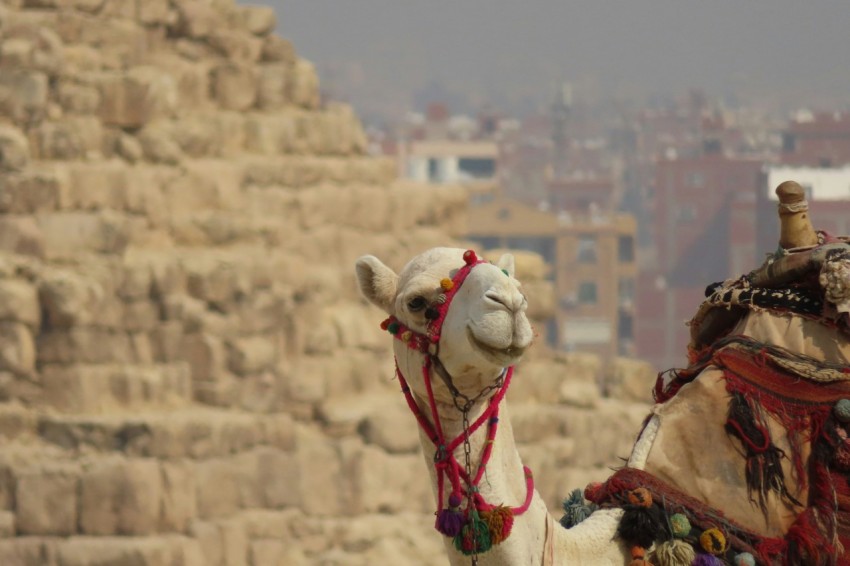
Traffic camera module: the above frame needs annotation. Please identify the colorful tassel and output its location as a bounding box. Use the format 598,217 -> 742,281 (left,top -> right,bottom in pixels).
560,488 -> 597,528
627,487 -> 653,508
668,513 -> 691,538
699,528 -> 726,555
692,555 -> 724,566
617,505 -> 665,549
453,511 -> 492,555
834,399 -> 850,423
440,278 -> 454,291
436,493 -> 464,536
480,505 -> 514,545
733,552 -> 756,566
650,539 -> 695,566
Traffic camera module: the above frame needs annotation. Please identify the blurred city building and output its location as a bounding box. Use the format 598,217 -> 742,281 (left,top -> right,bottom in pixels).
466,198 -> 637,359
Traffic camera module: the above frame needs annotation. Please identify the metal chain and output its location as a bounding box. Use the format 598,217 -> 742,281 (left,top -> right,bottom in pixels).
461,406 -> 477,566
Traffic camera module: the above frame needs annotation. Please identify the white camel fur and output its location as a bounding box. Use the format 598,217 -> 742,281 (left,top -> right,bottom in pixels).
356,247 -> 635,565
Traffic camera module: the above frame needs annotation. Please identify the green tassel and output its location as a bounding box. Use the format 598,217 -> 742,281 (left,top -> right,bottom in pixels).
453,510 -> 492,555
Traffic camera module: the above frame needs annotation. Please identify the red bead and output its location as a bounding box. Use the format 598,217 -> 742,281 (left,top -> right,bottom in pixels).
463,250 -> 478,265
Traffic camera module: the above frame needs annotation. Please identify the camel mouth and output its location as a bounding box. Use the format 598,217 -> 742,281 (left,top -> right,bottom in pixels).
467,327 -> 526,366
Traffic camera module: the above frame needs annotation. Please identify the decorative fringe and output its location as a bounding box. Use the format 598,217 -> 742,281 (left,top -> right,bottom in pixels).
453,511 -> 492,556
785,507 -> 836,566
692,555 -> 724,566
560,488 -> 597,528
617,504 -> 666,549
724,391 -> 800,511
649,539 -> 695,566
435,507 -> 464,537
480,505 -> 513,545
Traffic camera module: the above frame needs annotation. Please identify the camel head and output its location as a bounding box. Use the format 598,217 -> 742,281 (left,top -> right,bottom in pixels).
356,247 -> 534,404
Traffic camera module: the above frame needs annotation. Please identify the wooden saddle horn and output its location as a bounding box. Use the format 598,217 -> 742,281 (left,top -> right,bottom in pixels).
776,180 -> 818,250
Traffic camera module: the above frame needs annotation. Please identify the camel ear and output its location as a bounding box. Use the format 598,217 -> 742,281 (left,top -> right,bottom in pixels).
496,253 -> 516,278
355,255 -> 399,314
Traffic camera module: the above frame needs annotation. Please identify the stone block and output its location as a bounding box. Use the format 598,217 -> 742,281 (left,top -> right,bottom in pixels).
182,332 -> 227,384
250,540 -> 285,566
0,279 -> 39,328
289,59 -> 319,110
352,446 -> 431,514
55,537 -> 186,566
0,22 -> 62,75
295,425 -> 343,516
0,322 -> 35,376
173,0 -> 222,39
0,538 -> 56,566
39,363 -> 191,412
226,336 -> 276,376
207,29 -> 262,61
260,35 -> 295,64
55,79 -> 100,115
255,64 -> 290,110
29,117 -> 102,161
244,111 -> 296,154
138,124 -> 183,165
15,464 -> 79,535
254,447 -> 299,509
79,457 -> 162,536
96,67 -> 178,128
0,70 -> 47,123
160,461 -> 197,532
0,510 -> 14,537
361,402 -> 420,454
38,268 -> 108,329
56,13 -> 147,69
137,0 -> 171,25
211,62 -> 257,111
604,357 -> 656,403
0,125 -> 29,172
238,5 -> 276,36
38,329 -> 133,365
37,211 -> 135,258
0,165 -> 69,214
194,456 -> 254,519
220,519 -> 248,566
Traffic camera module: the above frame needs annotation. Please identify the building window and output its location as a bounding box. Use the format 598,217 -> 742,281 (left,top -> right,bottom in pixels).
578,282 -> 597,304
686,172 -> 705,188
577,235 -> 597,263
427,158 -> 439,182
618,311 -> 634,340
617,235 -> 634,263
458,158 -> 496,179
618,278 -> 635,303
676,205 -> 696,223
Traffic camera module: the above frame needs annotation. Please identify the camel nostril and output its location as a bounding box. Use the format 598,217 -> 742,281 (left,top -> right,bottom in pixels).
485,292 -> 511,310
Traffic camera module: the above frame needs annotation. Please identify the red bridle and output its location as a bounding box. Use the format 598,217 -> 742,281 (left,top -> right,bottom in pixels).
380,250 -> 533,557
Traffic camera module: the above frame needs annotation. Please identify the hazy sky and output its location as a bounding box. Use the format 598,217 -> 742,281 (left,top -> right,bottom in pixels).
250,1 -> 850,122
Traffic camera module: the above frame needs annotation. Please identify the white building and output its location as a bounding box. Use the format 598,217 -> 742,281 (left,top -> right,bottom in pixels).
403,140 -> 498,184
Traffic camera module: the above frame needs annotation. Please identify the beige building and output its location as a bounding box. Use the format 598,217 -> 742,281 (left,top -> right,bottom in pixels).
467,199 -> 637,358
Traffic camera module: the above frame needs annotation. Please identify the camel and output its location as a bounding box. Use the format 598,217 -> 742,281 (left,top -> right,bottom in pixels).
355,181 -> 850,566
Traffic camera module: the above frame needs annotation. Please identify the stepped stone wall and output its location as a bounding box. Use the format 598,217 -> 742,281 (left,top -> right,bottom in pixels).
0,1 -> 655,564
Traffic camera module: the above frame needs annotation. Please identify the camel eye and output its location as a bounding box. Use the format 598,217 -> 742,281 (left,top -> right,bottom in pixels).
407,296 -> 428,312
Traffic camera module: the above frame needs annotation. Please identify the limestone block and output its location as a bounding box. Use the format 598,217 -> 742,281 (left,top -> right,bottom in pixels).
182,333 -> 227,383
0,21 -> 62,74
15,464 -> 79,535
30,117 -> 102,161
189,520 -> 224,566
352,446 -> 432,514
283,357 -> 328,404
0,214 -> 46,258
562,399 -> 648,468
160,461 -> 197,532
220,520 -> 248,566
295,425 -> 343,516
114,131 -> 144,163
244,111 -> 296,154
0,70 -> 47,123
193,456 -> 258,519
136,124 -> 182,165
0,280 -> 39,328
248,447 -> 298,509
173,0 -> 222,39
238,5 -> 276,35
55,537 -> 188,566
0,125 -> 29,172
96,67 -> 178,128
361,402 -> 420,454
250,540 -> 285,566
37,329 -> 134,365
38,268 -> 105,328
0,322 -> 35,376
604,357 -> 656,403
155,54 -> 212,110
137,0 -> 172,25
37,211 -> 133,257
511,404 -> 568,444
211,61 -> 257,111
0,538 -> 57,566
207,29 -> 262,61
1,165 -> 69,214
260,35 -> 295,64
149,321 -> 184,362
39,363 -> 191,412
226,336 -> 276,376
79,457 -> 162,535
255,64 -> 290,110
289,59 -> 319,110
56,13 -> 147,69
0,510 -> 14,537
55,80 -> 100,115
61,44 -> 102,74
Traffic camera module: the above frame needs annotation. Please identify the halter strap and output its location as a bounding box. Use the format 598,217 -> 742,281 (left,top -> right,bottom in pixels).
380,249 -> 534,556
